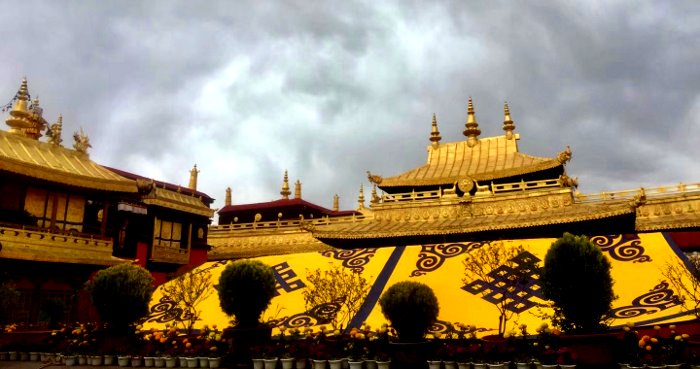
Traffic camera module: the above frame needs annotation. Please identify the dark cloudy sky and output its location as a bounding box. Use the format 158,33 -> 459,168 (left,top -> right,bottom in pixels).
1,1 -> 698,214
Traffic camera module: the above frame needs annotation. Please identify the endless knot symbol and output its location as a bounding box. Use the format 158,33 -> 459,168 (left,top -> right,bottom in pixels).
272,261 -> 306,296
461,251 -> 543,313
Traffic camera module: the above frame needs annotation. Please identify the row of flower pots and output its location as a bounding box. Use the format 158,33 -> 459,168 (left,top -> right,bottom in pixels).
426,362 -> 576,369
0,351 -> 222,368
251,357 -> 392,369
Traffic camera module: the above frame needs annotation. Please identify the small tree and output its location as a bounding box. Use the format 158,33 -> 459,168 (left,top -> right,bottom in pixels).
379,281 -> 439,342
217,260 -> 276,328
662,253 -> 700,318
85,263 -> 155,332
162,269 -> 213,333
302,264 -> 371,331
462,242 -> 526,336
540,233 -> 615,333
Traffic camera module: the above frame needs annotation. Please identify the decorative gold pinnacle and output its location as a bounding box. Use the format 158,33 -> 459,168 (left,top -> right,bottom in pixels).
463,97 -> 481,147
503,102 -> 515,139
24,96 -> 46,140
6,78 -> 33,135
370,184 -> 380,204
429,113 -> 441,147
225,187 -> 232,206
72,128 -> 92,154
357,184 -> 365,210
333,194 -> 339,211
280,170 -> 291,199
47,114 -> 63,146
294,179 -> 302,199
188,164 -> 200,190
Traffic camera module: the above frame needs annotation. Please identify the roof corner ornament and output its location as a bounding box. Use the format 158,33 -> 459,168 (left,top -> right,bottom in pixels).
357,184 -> 365,210
370,184 -> 380,204
280,170 -> 291,199
558,173 -> 578,188
136,178 -> 155,195
463,97 -> 481,147
72,127 -> 92,154
557,145 -> 572,164
503,102 -> 516,140
367,171 -> 383,185
429,113 -> 441,148
47,114 -> 64,146
631,187 -> 647,207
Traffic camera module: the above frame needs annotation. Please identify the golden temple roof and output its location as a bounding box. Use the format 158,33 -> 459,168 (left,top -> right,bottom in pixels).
142,186 -> 215,217
0,129 -> 137,192
373,134 -> 564,188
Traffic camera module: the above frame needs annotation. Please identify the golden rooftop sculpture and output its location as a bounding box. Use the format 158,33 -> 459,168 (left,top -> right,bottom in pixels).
333,193 -> 339,211
225,187 -> 232,206
72,127 -> 91,154
294,179 -> 302,199
5,78 -> 47,139
280,170 -> 291,199
188,164 -> 200,190
357,184 -> 365,210
503,102 -> 515,139
463,97 -> 481,147
47,114 -> 63,146
429,113 -> 441,147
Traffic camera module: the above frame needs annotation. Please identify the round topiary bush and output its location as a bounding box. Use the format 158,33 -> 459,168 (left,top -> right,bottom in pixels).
217,260 -> 277,328
540,232 -> 615,333
85,263 -> 155,331
379,281 -> 439,341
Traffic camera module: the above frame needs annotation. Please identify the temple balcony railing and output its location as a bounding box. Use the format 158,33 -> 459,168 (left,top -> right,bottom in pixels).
209,213 -> 368,233
574,182 -> 700,204
150,244 -> 189,264
0,224 -> 116,265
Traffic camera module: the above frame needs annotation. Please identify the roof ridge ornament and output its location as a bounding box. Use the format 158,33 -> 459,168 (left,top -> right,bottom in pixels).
294,179 -> 302,199
280,170 -> 291,199
5,78 -> 33,135
357,184 -> 365,210
188,164 -> 199,191
463,97 -> 481,147
333,193 -> 339,211
225,187 -> 232,206
557,145 -> 572,164
503,102 -> 516,139
429,113 -> 441,148
367,170 -> 383,185
47,114 -> 64,146
72,127 -> 92,154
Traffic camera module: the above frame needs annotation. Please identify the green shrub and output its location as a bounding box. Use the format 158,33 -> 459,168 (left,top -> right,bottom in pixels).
217,260 -> 277,328
379,281 -> 439,341
540,232 -> 615,333
85,263 -> 155,331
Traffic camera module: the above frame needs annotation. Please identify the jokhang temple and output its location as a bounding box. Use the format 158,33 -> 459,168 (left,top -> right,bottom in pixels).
2,78 -> 700,336
146,98 -> 700,336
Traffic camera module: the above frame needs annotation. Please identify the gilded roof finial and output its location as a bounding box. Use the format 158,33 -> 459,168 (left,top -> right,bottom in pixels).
6,78 -> 33,136
188,164 -> 199,191
24,96 -> 46,140
333,194 -> 339,211
47,114 -> 63,146
429,113 -> 441,148
72,128 -> 92,154
294,179 -> 302,199
370,184 -> 380,204
225,187 -> 232,206
463,97 -> 481,147
280,170 -> 291,199
357,184 -> 365,210
503,102 -> 516,140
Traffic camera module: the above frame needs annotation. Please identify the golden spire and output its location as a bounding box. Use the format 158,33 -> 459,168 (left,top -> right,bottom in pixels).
280,170 -> 291,199
47,114 -> 63,146
5,78 -> 33,136
463,97 -> 481,147
370,184 -> 380,204
357,184 -> 365,210
429,113 -> 441,148
225,187 -> 232,206
188,164 -> 199,191
503,102 -> 515,139
333,194 -> 339,211
24,96 -> 46,140
294,179 -> 302,199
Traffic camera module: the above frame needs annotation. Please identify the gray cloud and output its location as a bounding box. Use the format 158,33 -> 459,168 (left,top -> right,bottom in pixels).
1,0 -> 698,213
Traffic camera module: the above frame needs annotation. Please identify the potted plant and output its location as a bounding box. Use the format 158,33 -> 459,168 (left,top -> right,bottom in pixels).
378,281 -> 439,369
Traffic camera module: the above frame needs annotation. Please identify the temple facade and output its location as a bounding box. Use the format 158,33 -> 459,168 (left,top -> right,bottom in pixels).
0,79 -> 214,324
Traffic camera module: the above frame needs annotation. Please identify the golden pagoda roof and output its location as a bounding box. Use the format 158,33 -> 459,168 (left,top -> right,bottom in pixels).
373,134 -> 566,188
312,201 -> 633,240
0,130 -> 137,192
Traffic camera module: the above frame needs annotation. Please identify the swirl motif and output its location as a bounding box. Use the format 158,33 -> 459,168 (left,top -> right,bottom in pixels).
268,299 -> 343,329
146,296 -> 193,323
320,248 -> 377,272
411,242 -> 486,277
609,281 -> 681,319
194,260 -> 229,275
589,234 -> 652,263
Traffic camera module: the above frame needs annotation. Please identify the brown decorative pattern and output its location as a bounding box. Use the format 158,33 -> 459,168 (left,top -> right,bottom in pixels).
146,296 -> 194,323
411,242 -> 487,277
589,234 -> 652,263
427,320 -> 492,336
320,248 -> 377,272
267,298 -> 344,329
608,281 -> 682,319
